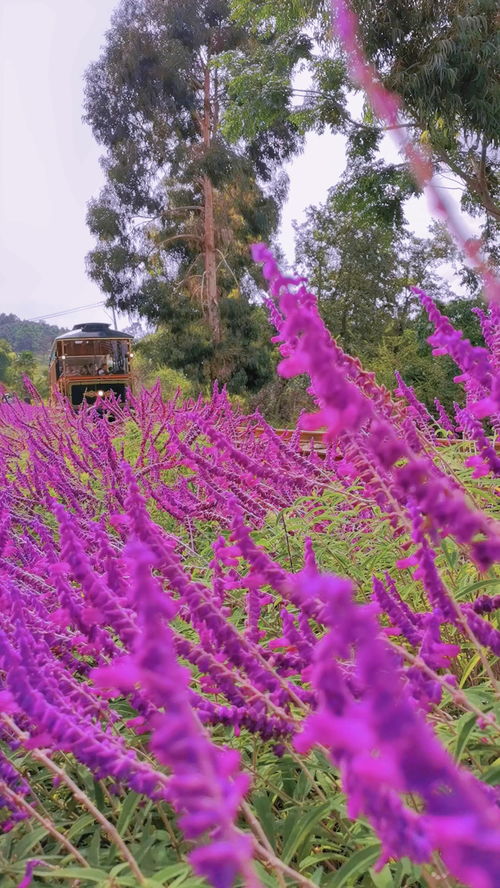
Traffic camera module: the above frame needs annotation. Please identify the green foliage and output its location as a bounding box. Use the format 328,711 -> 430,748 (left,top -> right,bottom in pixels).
134,353 -> 196,401
222,1 -> 349,157
0,339 -> 15,385
350,0 -> 500,216
294,160 -> 461,398
0,314 -> 64,359
3,440 -> 497,886
84,0 -> 284,385
290,150 -> 489,413
250,375 -> 314,426
367,326 -> 459,412
225,0 -> 500,235
135,297 -> 275,393
369,293 -> 484,413
0,342 -> 49,400
0,316 -> 62,400
149,367 -> 195,402
220,30 -> 311,151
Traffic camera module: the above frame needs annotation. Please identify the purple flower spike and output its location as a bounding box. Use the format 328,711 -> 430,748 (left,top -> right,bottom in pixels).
291,565 -> 500,888
16,859 -> 44,888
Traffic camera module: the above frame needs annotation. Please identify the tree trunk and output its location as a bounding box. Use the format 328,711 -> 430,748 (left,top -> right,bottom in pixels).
203,174 -> 220,342
202,63 -> 221,343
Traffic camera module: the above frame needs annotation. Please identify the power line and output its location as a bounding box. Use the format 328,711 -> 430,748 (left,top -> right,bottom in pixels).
26,302 -> 106,323
27,302 -> 105,322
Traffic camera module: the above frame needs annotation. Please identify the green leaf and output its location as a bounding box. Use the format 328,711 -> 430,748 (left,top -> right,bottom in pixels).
65,813 -> 96,841
112,877 -> 143,887
144,881 -> 176,888
281,801 -> 332,864
168,869 -> 191,888
459,653 -> 481,688
11,825 -> 48,860
310,866 -> 324,886
325,844 -> 381,887
135,833 -> 157,866
109,863 -> 133,878
293,768 -> 312,801
36,866 -> 110,881
92,779 -> 106,814
111,878 -> 144,887
149,864 -> 192,883
454,714 -> 477,761
253,861 -> 284,888
116,792 -> 142,837
86,827 -> 102,867
440,539 -> 458,570
391,860 -> 404,888
483,760 -> 500,785
251,794 -> 276,850
370,864 -> 395,888
300,852 -> 344,871
455,578 -> 500,602
398,858 -> 422,886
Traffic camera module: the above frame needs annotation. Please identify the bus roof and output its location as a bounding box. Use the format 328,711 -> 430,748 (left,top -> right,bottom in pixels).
53,322 -> 133,342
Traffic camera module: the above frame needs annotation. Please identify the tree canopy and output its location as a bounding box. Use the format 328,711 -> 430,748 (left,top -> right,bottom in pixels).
84,0 -> 292,388
294,158 -> 450,356
293,153 -> 480,412
0,314 -> 65,359
225,0 -> 500,231
349,0 -> 500,221
0,340 -> 15,386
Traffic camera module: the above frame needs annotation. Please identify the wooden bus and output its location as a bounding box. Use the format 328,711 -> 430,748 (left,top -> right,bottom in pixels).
49,322 -> 133,408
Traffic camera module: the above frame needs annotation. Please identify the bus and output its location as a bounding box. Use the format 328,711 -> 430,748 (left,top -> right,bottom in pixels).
49,322 -> 133,408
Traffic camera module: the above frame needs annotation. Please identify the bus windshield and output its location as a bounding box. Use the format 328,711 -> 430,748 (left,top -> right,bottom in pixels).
60,340 -> 129,378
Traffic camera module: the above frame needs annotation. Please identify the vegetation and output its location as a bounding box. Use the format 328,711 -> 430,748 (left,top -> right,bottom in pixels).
132,297 -> 276,396
0,314 -> 65,359
83,0 -> 292,389
80,0 -> 500,414
0,315 -> 65,399
1,278 -> 500,888
2,5 -> 500,886
226,0 -> 500,220
348,0 -> 500,224
293,159 -> 488,412
0,343 -> 50,400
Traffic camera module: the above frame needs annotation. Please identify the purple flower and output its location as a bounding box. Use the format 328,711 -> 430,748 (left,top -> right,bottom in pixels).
16,859 -> 44,888
291,565 -> 500,887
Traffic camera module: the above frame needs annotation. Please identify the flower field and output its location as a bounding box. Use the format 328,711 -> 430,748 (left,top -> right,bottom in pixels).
0,243 -> 499,888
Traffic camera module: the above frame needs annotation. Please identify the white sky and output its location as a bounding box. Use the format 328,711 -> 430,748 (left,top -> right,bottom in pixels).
0,0 -> 459,330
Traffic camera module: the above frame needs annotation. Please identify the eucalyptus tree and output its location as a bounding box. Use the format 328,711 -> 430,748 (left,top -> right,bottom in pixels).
293,153 -> 487,411
348,0 -> 500,221
227,0 -> 500,225
294,157 -> 458,358
84,0 -> 290,383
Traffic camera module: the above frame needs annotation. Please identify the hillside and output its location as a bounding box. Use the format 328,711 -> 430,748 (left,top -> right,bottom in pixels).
0,313 -> 66,359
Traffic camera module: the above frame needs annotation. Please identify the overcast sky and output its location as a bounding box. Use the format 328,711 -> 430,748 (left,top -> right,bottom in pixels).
0,0 -> 439,330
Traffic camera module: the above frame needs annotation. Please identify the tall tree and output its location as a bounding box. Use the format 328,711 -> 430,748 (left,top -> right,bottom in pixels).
226,0 -> 500,228
348,0 -> 500,222
294,158 -> 455,360
294,155 -> 481,411
84,0 -> 292,383
135,297 -> 275,393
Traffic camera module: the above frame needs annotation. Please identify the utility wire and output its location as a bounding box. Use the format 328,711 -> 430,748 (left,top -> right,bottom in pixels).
26,302 -> 106,323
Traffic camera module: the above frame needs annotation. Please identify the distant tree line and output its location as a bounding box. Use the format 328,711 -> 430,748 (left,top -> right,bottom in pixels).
0,341 -> 49,399
0,314 -> 65,360
0,315 -> 66,399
